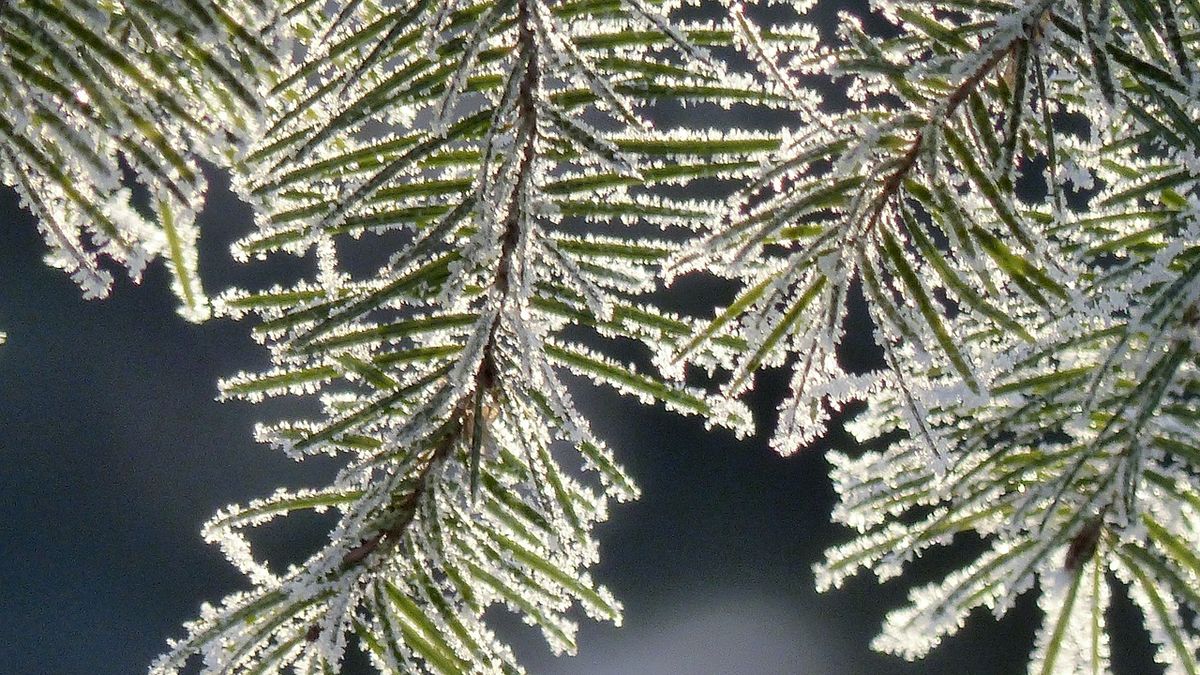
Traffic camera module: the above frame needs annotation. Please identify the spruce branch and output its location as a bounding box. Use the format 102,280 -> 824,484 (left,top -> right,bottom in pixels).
679,0 -> 1200,670
8,0 -> 1200,672
0,0 -> 278,318
148,2 -> 787,672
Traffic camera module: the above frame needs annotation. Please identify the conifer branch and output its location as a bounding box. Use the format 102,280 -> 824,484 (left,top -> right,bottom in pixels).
862,28 -> 1026,239
142,2 -> 786,672
680,0 -> 1200,670
7,0 -> 1200,672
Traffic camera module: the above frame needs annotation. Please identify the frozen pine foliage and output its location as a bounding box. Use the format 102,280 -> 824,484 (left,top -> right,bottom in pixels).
681,0 -> 1200,671
151,1 -> 799,673
5,0 -> 1200,672
0,0 -> 278,319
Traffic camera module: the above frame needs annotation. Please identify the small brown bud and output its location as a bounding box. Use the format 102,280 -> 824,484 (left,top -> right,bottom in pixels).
1064,516 -> 1104,571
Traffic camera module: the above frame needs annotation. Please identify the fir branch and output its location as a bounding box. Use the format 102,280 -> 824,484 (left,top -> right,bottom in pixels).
682,0 -> 1200,670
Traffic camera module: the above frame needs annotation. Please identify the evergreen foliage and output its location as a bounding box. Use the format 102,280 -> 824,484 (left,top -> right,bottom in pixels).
151,1 -> 801,671
683,0 -> 1200,671
2,0 -> 1199,672
0,0 -> 274,318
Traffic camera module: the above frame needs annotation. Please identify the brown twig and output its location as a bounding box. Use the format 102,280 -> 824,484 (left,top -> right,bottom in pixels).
859,35 -> 1027,238
327,0 -> 541,583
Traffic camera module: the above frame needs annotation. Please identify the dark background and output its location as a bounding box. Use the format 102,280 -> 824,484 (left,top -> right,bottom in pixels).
1,168 -> 1064,675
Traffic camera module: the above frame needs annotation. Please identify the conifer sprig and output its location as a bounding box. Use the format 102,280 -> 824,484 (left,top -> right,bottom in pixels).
7,0 -> 1200,671
683,0 -> 1200,669
151,1 -> 803,671
0,0 -> 276,318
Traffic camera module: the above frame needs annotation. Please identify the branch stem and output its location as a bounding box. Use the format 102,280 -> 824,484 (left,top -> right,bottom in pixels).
859,28 -> 1034,237
328,0 -> 542,578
